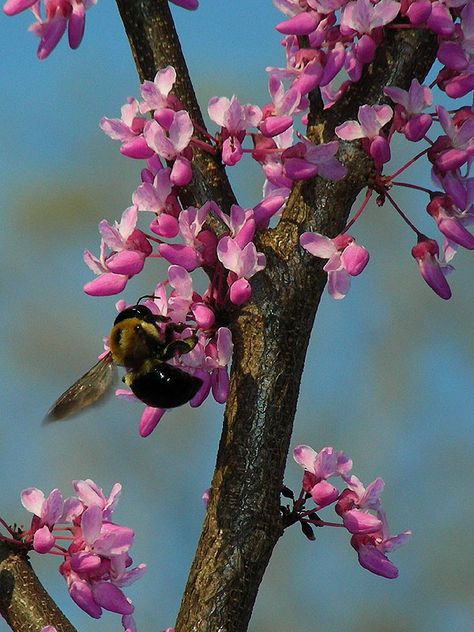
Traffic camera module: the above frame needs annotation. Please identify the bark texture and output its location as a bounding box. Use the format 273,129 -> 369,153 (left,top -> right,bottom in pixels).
0,543 -> 77,632
115,3 -> 438,631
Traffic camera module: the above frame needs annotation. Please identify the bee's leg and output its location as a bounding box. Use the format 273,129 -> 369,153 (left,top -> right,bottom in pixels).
161,336 -> 197,360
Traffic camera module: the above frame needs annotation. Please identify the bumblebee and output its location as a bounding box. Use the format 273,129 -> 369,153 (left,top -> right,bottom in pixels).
46,304 -> 203,421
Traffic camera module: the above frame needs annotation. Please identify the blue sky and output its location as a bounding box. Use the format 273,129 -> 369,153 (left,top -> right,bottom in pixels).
1,3 -> 473,631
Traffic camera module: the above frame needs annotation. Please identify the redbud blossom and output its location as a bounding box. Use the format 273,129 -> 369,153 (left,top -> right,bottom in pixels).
351,510 -> 411,579
427,195 -> 474,250
3,0 -> 97,59
429,106 -> 474,172
20,481 -> 144,631
384,79 -> 433,141
411,236 -> 452,300
291,444 -> 410,578
83,206 -> 151,296
100,98 -> 154,160
208,96 -> 262,166
335,104 -> 393,168
300,232 -> 369,299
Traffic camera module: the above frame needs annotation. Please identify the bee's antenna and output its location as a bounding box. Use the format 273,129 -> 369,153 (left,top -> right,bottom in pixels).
136,294 -> 159,304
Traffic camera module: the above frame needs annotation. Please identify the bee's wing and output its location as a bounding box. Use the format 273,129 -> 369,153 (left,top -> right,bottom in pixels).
45,354 -> 116,422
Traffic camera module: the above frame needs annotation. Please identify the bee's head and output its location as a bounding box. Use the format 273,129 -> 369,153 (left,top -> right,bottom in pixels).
113,304 -> 154,325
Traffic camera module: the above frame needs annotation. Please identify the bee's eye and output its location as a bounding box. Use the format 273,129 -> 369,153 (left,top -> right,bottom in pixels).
112,328 -> 122,345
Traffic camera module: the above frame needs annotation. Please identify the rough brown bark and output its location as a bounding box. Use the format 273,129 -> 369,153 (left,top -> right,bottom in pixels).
0,543 -> 77,632
117,5 -> 439,631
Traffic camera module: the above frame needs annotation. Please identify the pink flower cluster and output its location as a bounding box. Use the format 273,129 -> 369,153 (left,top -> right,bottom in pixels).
272,0 -> 473,301
19,480 -> 145,631
82,63 -> 347,430
286,445 -> 411,578
2,0 -> 198,59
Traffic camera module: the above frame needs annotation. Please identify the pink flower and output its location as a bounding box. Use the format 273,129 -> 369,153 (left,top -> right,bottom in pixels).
336,104 -> 393,168
384,79 -> 433,141
411,236 -> 452,299
160,204 -> 217,271
259,75 -> 301,138
266,35 -> 323,96
427,194 -> 474,250
208,95 -> 262,165
144,111 -> 194,185
139,66 -> 179,114
217,236 -> 266,305
203,327 -> 233,403
341,0 -> 401,35
350,509 -> 411,578
283,137 -> 347,181
428,106 -> 474,172
100,98 -> 154,160
169,0 -> 198,8
83,206 -> 152,296
293,445 -> 352,507
335,476 -> 385,534
4,0 -> 97,59
300,232 -> 369,299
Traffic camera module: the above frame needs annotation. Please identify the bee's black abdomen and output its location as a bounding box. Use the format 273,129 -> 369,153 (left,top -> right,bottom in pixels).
129,362 -> 202,409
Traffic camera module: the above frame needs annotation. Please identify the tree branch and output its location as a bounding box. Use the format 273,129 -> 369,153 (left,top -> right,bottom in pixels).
115,0 -> 236,217
175,27 -> 437,632
0,543 -> 77,632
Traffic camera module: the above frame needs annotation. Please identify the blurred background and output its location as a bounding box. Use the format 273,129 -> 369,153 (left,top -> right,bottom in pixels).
1,2 -> 473,631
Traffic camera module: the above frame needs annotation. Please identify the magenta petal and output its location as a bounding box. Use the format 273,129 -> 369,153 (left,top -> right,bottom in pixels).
418,257 -> 452,300
84,273 -> 129,296
341,243 -> 369,276
356,544 -> 399,579
92,582 -> 134,615
81,505 -> 102,545
70,551 -> 102,573
139,407 -> 165,437
149,214 -> 179,238
284,157 -> 318,180
159,243 -> 200,271
275,12 -> 318,35
436,148 -> 468,172
300,232 -> 335,258
229,278 -> 252,305
169,0 -> 199,8
170,156 -> 192,186
369,135 -> 391,166
211,367 -> 229,404
21,487 -> 45,516
327,269 -> 350,300
120,137 -> 155,160
406,0 -> 431,24
33,526 -> 55,554
3,0 -> 36,15
259,115 -> 293,138
293,445 -> 317,471
404,114 -> 432,142
36,15 -> 68,60
310,480 -> 339,508
68,2 -> 85,49
107,250 -> 146,275
343,509 -> 382,534
438,218 -> 474,250
192,303 -> 215,329
70,580 -> 102,618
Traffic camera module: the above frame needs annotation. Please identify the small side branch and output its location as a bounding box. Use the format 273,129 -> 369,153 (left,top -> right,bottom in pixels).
0,543 -> 77,632
115,0 -> 236,215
